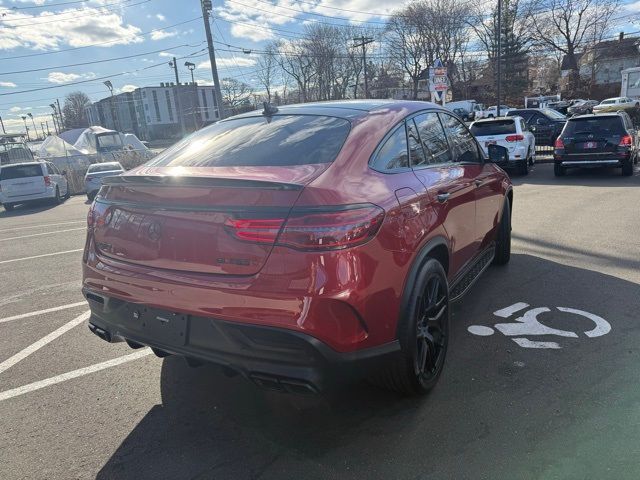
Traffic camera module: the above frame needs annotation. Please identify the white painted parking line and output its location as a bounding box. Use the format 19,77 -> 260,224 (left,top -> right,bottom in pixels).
0,311 -> 89,375
0,249 -> 83,265
0,227 -> 86,242
1,220 -> 84,233
0,301 -> 87,325
493,302 -> 529,318
0,349 -> 153,403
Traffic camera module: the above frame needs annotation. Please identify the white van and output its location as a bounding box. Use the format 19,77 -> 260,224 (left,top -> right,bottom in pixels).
0,162 -> 70,211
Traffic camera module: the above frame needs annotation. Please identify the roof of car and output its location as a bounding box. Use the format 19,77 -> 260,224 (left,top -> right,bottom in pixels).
569,113 -> 625,120
0,161 -> 43,168
228,100 -> 446,121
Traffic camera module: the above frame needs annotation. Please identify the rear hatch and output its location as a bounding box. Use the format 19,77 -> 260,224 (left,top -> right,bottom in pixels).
90,113 -> 351,276
0,163 -> 46,198
470,119 -> 518,155
561,116 -> 625,157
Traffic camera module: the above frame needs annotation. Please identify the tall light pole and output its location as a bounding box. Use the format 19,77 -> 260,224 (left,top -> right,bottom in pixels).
0,115 -> 5,134
201,0 -> 226,119
185,61 -> 198,131
21,115 -> 30,141
103,80 -> 120,132
50,104 -> 61,134
169,58 -> 187,137
45,121 -> 51,136
496,0 -> 502,117
27,113 -> 37,139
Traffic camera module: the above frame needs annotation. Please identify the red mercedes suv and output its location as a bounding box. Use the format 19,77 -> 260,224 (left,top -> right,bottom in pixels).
83,100 -> 513,395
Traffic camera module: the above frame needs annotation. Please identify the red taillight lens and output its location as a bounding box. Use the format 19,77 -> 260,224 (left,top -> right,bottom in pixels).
554,138 -> 565,149
279,205 -> 385,251
224,218 -> 284,244
505,134 -> 524,142
44,175 -> 52,186
619,134 -> 632,146
225,205 -> 385,251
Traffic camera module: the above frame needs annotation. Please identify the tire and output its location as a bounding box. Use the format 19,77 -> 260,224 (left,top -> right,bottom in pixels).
64,185 -> 71,200
3,203 -> 14,211
493,199 -> 511,266
622,158 -> 633,176
554,162 -> 566,177
54,186 -> 62,205
371,258 -> 450,396
87,191 -> 96,202
519,159 -> 529,175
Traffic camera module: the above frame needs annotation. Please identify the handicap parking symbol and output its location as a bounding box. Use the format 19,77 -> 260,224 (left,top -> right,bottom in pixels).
467,302 -> 611,349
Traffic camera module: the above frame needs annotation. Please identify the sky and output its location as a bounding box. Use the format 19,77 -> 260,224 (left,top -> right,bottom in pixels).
0,0 -> 401,133
1,0 -> 640,133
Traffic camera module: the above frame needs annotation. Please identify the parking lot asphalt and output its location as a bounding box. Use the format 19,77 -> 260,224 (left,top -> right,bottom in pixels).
1,163 -> 639,480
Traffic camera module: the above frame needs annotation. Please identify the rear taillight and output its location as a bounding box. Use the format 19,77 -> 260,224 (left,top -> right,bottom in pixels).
554,138 -> 565,149
44,175 -> 52,187
505,134 -> 524,142
225,205 -> 385,251
619,134 -> 632,146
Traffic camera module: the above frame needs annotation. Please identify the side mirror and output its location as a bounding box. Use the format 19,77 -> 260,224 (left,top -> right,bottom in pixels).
487,144 -> 509,163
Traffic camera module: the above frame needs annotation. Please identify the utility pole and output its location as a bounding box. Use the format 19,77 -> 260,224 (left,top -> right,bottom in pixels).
496,0 -> 502,118
201,0 -> 226,119
51,113 -> 58,134
169,57 -> 187,137
21,115 -> 30,141
0,115 -> 5,134
353,36 -> 374,99
56,98 -> 64,130
45,121 -> 50,136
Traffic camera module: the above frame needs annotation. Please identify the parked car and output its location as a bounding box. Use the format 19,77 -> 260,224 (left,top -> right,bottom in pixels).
470,116 -> 535,175
507,108 -> 567,146
84,162 -> 124,201
553,112 -> 638,176
567,99 -> 599,116
82,100 -> 513,396
451,107 -> 473,121
445,100 -> 484,120
483,105 -> 515,118
592,97 -> 640,114
546,100 -> 571,115
0,161 -> 69,211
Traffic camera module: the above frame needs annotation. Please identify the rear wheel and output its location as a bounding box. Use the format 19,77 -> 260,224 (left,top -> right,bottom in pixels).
64,184 -> 71,199
3,203 -> 14,211
554,163 -> 566,177
54,187 -> 62,205
519,159 -> 529,175
372,258 -> 449,396
622,158 -> 633,176
493,199 -> 511,265
87,191 -> 96,202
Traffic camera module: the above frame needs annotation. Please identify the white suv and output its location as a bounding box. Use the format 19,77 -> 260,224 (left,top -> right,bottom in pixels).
0,161 -> 70,211
470,116 -> 536,175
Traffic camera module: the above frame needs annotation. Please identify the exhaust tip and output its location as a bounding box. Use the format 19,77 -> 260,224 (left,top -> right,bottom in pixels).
88,323 -> 112,342
249,373 -> 318,395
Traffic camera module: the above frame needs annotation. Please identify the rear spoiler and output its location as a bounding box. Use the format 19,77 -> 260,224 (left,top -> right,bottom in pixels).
102,175 -> 303,191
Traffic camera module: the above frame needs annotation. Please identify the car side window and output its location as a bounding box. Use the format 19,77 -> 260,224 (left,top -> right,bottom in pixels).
534,114 -> 549,125
370,123 -> 410,172
439,113 -> 481,163
45,163 -> 54,175
414,112 -> 452,166
406,119 -> 427,167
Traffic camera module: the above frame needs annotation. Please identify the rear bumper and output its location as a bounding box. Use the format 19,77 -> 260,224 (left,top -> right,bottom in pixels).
0,187 -> 55,204
555,157 -> 627,168
83,289 -> 399,393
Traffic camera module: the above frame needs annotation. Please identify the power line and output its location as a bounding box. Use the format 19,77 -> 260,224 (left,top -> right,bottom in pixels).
6,0 -> 125,10
0,17 -> 202,60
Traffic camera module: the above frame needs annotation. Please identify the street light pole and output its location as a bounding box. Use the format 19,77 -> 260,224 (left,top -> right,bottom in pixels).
185,61 -> 198,131
56,98 -> 64,130
103,81 -> 120,132
45,121 -> 51,136
0,115 -> 5,134
496,0 -> 502,118
21,115 -> 30,141
27,113 -> 37,140
169,57 -> 187,137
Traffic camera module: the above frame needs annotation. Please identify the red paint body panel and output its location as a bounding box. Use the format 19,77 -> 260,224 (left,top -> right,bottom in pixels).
83,100 -> 512,354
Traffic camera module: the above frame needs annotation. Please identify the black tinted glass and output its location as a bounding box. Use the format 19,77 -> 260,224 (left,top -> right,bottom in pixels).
440,113 -> 480,163
88,163 -> 123,173
0,164 -> 43,180
508,110 -> 534,121
564,117 -> 625,136
148,115 -> 351,167
414,112 -> 452,165
470,120 -> 516,136
371,125 -> 409,171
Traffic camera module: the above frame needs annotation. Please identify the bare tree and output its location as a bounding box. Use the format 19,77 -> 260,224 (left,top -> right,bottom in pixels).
386,11 -> 426,99
529,0 -> 620,93
63,91 -> 90,129
220,78 -> 253,111
272,40 -> 315,103
256,44 -> 277,103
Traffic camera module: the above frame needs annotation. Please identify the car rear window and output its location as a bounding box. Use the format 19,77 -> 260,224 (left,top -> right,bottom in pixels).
0,164 -> 43,181
470,120 -> 516,136
87,163 -> 122,173
563,117 -> 625,136
147,115 -> 351,168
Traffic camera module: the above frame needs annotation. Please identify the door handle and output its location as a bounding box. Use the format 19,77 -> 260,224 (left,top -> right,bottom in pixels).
436,192 -> 450,203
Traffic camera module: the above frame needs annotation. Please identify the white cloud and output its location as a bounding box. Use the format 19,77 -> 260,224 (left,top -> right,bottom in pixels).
150,30 -> 177,41
197,57 -> 257,69
10,106 -> 23,113
156,13 -> 166,21
118,84 -> 137,93
47,71 -> 95,84
158,51 -> 173,57
0,6 -> 143,51
0,81 -> 17,88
